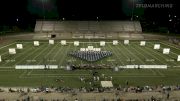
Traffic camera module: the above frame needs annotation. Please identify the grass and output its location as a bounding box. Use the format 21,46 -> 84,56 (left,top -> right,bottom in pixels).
0,39 -> 180,87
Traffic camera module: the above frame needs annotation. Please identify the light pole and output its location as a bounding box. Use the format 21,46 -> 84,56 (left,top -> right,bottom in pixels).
42,0 -> 45,20
131,0 -> 135,21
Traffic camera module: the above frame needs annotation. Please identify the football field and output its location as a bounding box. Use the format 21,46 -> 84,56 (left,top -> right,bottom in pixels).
0,40 -> 180,87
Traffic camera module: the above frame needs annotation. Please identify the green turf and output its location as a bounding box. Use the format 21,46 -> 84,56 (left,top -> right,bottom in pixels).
0,40 -> 180,87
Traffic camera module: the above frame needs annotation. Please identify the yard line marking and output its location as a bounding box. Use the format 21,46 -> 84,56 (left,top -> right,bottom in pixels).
52,43 -> 63,61
36,43 -> 59,65
0,42 -> 16,50
160,41 -> 180,51
118,43 -> 136,65
116,43 -> 132,65
160,42 -> 180,56
24,44 -> 51,65
148,42 -> 178,66
58,43 -> 71,66
15,43 -> 47,65
102,43 -> 114,66
2,43 -> 32,66
107,43 -> 124,66
19,70 -> 27,78
135,44 -> 166,65
119,43 -> 144,65
130,44 -> 158,75
27,69 -> 33,76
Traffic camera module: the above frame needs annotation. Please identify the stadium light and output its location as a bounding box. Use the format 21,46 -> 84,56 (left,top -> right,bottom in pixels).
131,0 -> 135,21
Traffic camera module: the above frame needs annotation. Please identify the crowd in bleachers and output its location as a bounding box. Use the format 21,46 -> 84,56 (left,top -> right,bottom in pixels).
69,51 -> 112,62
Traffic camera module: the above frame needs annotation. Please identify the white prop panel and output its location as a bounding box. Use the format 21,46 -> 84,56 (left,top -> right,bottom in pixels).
154,44 -> 160,49
15,65 -> 58,69
16,44 -> 23,49
140,41 -> 146,46
0,55 -> 1,62
34,41 -> 39,46
163,48 -> 170,54
88,46 -> 94,51
9,48 -> 16,54
49,40 -> 54,44
139,65 -> 167,69
80,48 -> 86,51
177,55 -> 180,61
94,48 -> 101,51
124,40 -> 129,45
113,40 -> 118,45
61,40 -> 66,45
74,41 -> 79,46
100,41 -> 105,46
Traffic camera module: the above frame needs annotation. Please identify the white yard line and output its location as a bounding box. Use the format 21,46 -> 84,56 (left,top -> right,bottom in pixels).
102,43 -> 114,66
107,43 -> 124,65
148,42 -> 178,66
119,43 -> 144,65
116,43 -> 133,65
15,44 -> 47,65
2,43 -> 32,66
19,70 -> 27,78
136,44 -> 167,76
27,69 -> 33,76
37,43 -> 59,65
0,42 -> 16,50
130,44 -> 158,76
58,43 -> 71,66
160,42 -> 180,56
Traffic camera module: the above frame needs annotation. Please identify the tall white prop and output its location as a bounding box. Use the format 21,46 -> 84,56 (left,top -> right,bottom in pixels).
113,40 -> 118,45
140,41 -> 146,46
34,41 -> 39,46
49,40 -> 54,45
9,48 -> 16,54
177,55 -> 180,61
163,48 -> 170,54
154,44 -> 160,49
124,40 -> 129,45
0,55 -> 2,62
16,44 -> 23,49
74,41 -> 79,46
100,41 -> 105,46
61,40 -> 66,45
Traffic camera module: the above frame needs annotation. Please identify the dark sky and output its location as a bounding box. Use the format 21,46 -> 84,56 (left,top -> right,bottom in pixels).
0,0 -> 179,31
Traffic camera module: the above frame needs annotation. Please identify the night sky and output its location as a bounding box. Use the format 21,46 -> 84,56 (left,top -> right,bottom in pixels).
0,0 -> 179,33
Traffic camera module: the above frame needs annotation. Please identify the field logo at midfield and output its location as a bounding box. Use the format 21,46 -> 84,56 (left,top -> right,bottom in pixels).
61,40 -> 66,45
124,40 -> 129,45
154,44 -> 160,49
140,41 -> 146,46
74,41 -> 79,46
16,44 -> 23,49
49,40 -> 54,45
9,48 -> 16,54
177,55 -> 180,61
163,48 -> 170,54
34,41 -> 39,46
113,40 -> 118,45
100,41 -> 105,46
0,55 -> 1,62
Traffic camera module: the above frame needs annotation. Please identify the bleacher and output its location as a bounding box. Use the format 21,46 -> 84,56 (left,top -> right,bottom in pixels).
34,20 -> 143,39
